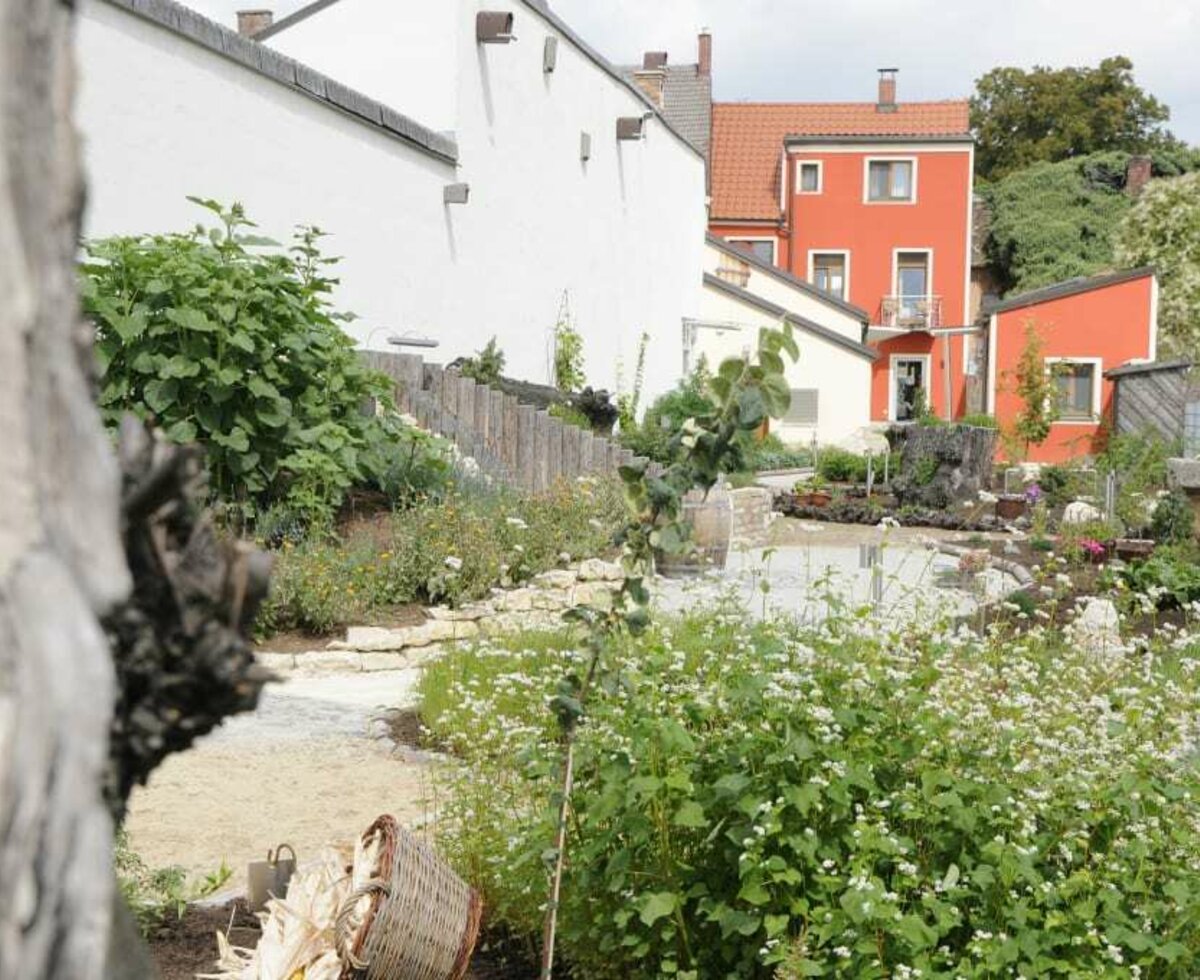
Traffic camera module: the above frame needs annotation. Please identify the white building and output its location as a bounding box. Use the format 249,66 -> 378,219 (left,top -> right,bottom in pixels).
76,0 -> 707,399
696,237 -> 876,445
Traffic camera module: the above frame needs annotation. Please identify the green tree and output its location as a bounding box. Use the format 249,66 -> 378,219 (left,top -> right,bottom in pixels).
1007,321 -> 1060,459
1114,170 -> 1200,358
459,335 -> 506,386
971,57 -> 1178,181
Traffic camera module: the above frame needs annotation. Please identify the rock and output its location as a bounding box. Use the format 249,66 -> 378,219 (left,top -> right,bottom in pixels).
1062,501 -> 1103,525
255,652 -> 297,672
293,650 -> 364,672
1167,457 -> 1200,491
573,581 -> 616,608
343,625 -> 396,647
577,558 -> 623,581
331,619 -> 471,652
359,652 -> 412,672
492,587 -> 536,612
1069,598 -> 1124,656
427,603 -> 492,621
533,569 -> 578,590
532,589 -> 571,611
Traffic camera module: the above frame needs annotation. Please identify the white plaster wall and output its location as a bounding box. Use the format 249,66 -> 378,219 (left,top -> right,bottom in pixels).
702,242 -> 864,342
76,0 -> 456,347
695,285 -> 873,446
265,0 -> 458,133
269,0 -> 708,400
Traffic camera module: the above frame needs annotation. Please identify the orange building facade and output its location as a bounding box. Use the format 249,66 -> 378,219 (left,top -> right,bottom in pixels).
987,269 -> 1159,463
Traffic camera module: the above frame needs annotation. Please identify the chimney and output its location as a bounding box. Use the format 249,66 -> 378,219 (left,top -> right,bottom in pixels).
236,8 -> 273,36
1125,154 -> 1153,197
698,29 -> 712,76
877,67 -> 898,113
634,52 -> 667,108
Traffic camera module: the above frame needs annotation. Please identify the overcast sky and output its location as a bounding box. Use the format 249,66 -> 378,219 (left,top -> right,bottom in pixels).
187,0 -> 1200,144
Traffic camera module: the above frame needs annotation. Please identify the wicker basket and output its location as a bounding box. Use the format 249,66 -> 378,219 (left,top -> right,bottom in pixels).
337,816 -> 482,980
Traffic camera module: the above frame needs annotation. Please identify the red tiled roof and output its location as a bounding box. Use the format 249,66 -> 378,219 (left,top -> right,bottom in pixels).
711,101 -> 971,220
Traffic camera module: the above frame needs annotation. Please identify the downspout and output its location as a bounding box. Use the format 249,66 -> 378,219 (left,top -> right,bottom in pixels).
942,331 -> 953,421
782,148 -> 794,271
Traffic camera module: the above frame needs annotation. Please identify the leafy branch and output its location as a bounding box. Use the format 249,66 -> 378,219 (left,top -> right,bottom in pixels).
539,320 -> 799,977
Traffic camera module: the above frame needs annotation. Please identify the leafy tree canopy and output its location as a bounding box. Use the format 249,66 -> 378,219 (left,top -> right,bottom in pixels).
983,149 -> 1200,295
1114,170 -> 1200,358
971,56 -> 1180,181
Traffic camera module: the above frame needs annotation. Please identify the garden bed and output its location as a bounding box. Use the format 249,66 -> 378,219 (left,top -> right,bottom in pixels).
774,490 -> 1019,532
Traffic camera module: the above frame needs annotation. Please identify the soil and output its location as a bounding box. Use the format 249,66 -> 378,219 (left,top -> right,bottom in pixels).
255,604 -> 426,655
147,901 -> 259,980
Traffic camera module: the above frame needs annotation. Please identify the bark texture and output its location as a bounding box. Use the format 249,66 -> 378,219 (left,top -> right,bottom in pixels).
0,1 -> 132,977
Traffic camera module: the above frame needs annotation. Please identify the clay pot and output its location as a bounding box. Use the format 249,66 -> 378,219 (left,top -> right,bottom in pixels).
1114,538 -> 1155,562
995,495 -> 1027,521
654,485 -> 732,578
796,490 -> 833,508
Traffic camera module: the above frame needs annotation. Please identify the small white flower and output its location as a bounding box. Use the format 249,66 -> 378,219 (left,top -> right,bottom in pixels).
444,555 -> 463,571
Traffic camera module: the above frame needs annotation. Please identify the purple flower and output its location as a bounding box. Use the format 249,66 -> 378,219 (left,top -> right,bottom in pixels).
1024,483 -> 1042,504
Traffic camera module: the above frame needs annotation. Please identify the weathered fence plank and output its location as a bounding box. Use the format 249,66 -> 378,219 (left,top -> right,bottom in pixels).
517,405 -> 536,492
503,394 -> 520,473
547,420 -> 563,487
534,411 -> 551,492
562,425 -> 580,481
579,429 -> 594,474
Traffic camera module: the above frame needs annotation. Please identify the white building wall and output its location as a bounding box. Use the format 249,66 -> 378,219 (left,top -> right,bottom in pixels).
76,0 -> 456,347
694,286 -> 873,446
702,242 -> 865,342
268,0 -> 708,399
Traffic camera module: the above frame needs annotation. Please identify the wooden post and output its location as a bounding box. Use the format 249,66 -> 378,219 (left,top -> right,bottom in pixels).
579,429 -> 594,474
518,405 -> 536,492
534,410 -> 551,492
489,389 -> 505,459
593,436 -> 610,472
456,376 -> 476,450
503,394 -> 520,473
562,424 -> 581,481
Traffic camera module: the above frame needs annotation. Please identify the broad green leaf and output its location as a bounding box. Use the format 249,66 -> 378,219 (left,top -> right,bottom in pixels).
639,891 -> 678,927
143,378 -> 179,413
673,801 -> 707,828
165,307 -> 215,332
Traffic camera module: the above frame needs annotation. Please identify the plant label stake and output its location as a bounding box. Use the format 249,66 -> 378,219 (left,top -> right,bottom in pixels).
866,450 -> 875,497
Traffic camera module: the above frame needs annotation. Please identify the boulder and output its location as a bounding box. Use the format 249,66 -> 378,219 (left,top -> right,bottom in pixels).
1069,598 -> 1124,657
532,569 -> 579,590
577,558 -> 624,581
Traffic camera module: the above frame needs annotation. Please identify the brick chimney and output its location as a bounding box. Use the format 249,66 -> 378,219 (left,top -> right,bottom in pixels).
1125,154 -> 1153,197
698,29 -> 712,76
877,68 -> 898,113
236,9 -> 273,37
634,52 -> 667,108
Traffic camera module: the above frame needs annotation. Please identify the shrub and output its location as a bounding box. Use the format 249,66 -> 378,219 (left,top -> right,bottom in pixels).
1124,543 -> 1200,608
427,609 -> 1200,978
258,478 -> 624,635
116,829 -> 230,936
548,402 -> 593,431
958,413 -> 998,429
82,198 -> 402,527
459,336 -> 506,386
738,434 -> 811,472
1151,488 -> 1195,544
816,447 -> 867,483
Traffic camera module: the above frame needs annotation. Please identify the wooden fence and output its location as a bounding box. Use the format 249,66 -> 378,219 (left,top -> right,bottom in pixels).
361,351 -> 654,491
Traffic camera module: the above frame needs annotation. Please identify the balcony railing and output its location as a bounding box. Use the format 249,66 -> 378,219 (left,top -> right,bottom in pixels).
880,294 -> 942,331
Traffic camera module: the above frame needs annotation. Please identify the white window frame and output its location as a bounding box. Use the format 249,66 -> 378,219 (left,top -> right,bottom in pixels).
795,159 -> 823,194
806,249 -> 851,301
891,247 -> 934,303
1045,356 -> 1102,424
864,156 -> 918,204
727,237 -> 777,265
889,353 -> 932,423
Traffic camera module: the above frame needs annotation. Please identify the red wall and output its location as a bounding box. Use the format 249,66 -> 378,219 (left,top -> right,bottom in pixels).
991,275 -> 1156,463
708,222 -> 783,263
785,148 -> 973,421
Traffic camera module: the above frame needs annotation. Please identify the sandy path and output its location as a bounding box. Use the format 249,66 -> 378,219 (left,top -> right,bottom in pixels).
124,668 -> 446,897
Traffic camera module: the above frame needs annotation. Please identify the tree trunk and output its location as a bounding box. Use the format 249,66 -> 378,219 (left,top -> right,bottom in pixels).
0,1 -> 132,976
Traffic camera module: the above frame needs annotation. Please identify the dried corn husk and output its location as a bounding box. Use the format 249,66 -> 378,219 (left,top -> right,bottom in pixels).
199,837 -> 381,980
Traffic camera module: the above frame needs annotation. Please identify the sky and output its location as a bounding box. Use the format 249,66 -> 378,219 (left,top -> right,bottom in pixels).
188,0 -> 1200,144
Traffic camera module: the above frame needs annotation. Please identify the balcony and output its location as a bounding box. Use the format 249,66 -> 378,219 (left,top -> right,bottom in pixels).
879,294 -> 942,331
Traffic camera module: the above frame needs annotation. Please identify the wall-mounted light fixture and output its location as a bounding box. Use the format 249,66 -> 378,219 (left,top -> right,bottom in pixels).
476,11 -> 515,44
443,183 -> 470,205
580,131 -> 592,161
543,35 -> 558,72
616,115 -> 650,141
388,333 -> 440,349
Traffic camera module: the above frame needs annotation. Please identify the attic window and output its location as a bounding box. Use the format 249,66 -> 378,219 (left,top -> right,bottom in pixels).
616,116 -> 646,141
476,11 -> 515,44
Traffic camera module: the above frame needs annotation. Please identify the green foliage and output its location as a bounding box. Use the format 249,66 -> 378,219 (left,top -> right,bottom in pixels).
1114,170 -> 1200,358
553,314 -> 586,392
82,198 -> 400,527
115,829 -> 231,935
738,434 -> 812,472
1006,321 -> 1059,458
912,455 -> 939,487
619,369 -> 715,463
548,402 -> 593,431
815,448 -> 868,483
1099,430 -> 1178,532
427,608 -> 1200,978
616,332 -> 651,430
958,413 -> 998,429
1151,489 -> 1195,544
1123,544 -> 1200,608
258,478 -> 625,635
459,336 -> 506,386
1037,463 -> 1092,511
971,57 -> 1178,181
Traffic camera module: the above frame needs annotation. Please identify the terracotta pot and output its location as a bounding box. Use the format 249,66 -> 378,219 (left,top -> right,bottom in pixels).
995,495 -> 1027,521
1115,538 -> 1155,562
796,490 -> 833,508
654,485 -> 733,578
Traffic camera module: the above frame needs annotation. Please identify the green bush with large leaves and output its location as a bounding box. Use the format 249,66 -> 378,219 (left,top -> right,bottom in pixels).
82,198 -> 397,525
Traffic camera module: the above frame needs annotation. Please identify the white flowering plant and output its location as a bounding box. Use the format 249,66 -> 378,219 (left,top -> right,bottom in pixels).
425,602 -> 1200,979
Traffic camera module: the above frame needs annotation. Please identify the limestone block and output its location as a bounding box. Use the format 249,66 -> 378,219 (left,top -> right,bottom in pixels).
492,587 -> 536,612
577,558 -> 624,581
533,569 -> 578,590
427,603 -> 492,621
255,652 -> 296,672
531,589 -> 570,611
573,581 -> 616,608
1062,501 -> 1103,525
1167,458 -> 1200,491
343,625 -> 395,647
293,650 -> 364,672
359,652 -> 411,672
1069,597 -> 1124,656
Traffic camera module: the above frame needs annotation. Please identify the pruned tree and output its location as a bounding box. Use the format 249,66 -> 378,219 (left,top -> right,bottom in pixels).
0,1 -> 131,975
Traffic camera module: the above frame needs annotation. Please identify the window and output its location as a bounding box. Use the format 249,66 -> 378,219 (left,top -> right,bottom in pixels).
796,161 -> 822,193
1053,361 -> 1097,420
811,252 -> 847,300
785,389 -> 819,426
729,239 -> 775,264
867,159 -> 914,202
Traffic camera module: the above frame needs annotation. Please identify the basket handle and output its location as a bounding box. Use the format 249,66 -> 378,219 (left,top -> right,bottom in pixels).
272,843 -> 297,865
335,878 -> 392,972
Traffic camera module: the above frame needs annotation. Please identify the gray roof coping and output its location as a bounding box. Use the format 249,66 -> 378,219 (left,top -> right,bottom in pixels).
705,233 -> 870,323
702,273 -> 879,362
99,0 -> 458,165
258,0 -> 706,163
784,133 -> 973,145
1104,358 -> 1191,380
985,267 -> 1157,315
